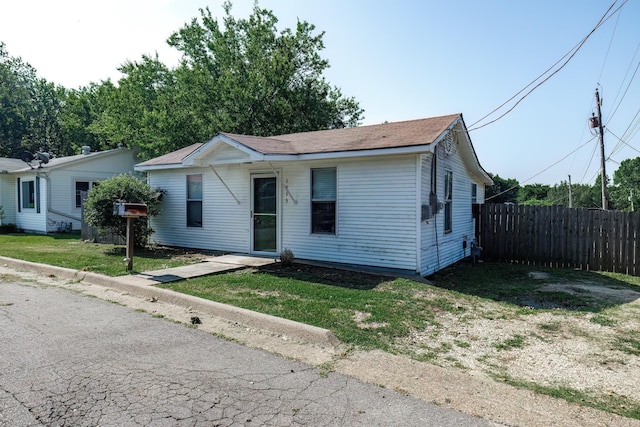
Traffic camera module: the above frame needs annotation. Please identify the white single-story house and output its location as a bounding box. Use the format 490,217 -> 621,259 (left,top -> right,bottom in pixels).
0,147 -> 137,233
135,114 -> 493,276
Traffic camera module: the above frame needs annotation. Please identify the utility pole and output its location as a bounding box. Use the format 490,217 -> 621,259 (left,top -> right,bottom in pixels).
595,88 -> 608,210
568,174 -> 573,208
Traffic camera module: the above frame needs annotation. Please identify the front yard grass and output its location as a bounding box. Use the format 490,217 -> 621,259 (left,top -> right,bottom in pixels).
0,233 -> 203,276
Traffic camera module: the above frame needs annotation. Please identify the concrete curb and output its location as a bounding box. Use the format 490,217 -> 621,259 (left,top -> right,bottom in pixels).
0,256 -> 339,348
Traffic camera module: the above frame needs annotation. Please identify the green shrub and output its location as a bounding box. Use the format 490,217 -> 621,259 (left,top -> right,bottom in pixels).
83,174 -> 163,247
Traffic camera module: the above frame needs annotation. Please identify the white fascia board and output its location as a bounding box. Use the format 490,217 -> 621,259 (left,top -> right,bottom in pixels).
291,144 -> 436,161
134,163 -> 183,172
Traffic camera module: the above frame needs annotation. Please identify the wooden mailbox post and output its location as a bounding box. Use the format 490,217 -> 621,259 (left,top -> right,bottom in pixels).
114,202 -> 148,271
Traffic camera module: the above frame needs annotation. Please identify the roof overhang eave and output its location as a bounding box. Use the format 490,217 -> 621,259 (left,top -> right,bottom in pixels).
138,145 -> 439,170
135,163 -> 183,172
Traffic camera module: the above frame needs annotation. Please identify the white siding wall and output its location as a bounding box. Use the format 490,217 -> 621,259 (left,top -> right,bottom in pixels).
47,151 -> 137,232
280,155 -> 418,271
148,155 -> 420,271
13,150 -> 136,233
0,176 -> 16,225
149,166 -> 250,252
15,174 -> 47,233
420,147 -> 477,275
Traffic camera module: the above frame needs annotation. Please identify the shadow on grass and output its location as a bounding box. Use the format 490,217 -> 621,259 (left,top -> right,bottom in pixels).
254,262 -> 392,290
428,260 -> 640,312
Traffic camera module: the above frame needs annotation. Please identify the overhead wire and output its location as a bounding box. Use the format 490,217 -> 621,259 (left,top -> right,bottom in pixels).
468,0 -> 626,132
579,138 -> 600,184
604,43 -> 640,124
486,136 -> 597,202
607,127 -> 640,156
597,6 -> 620,82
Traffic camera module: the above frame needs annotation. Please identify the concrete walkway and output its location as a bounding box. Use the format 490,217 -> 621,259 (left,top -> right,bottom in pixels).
129,254 -> 277,285
0,254 -> 338,347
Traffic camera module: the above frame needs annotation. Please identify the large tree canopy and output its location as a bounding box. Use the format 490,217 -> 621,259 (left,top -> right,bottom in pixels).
1,2 -> 363,160
90,1 -> 363,160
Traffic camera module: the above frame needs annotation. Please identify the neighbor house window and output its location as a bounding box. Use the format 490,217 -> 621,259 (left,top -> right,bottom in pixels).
187,174 -> 203,227
444,171 -> 453,233
75,181 -> 98,208
311,168 -> 336,234
471,183 -> 477,204
22,180 -> 35,209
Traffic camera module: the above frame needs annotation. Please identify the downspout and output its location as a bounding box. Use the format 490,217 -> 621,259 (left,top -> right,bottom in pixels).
415,154 -> 422,275
39,172 -> 82,222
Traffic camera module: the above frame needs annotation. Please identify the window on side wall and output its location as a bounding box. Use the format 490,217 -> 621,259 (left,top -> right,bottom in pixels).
444,171 -> 453,233
187,174 -> 203,227
311,167 -> 336,234
22,180 -> 35,209
75,181 -> 98,208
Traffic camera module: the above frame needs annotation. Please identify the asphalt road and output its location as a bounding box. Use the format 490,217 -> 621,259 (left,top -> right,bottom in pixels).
0,279 -> 491,426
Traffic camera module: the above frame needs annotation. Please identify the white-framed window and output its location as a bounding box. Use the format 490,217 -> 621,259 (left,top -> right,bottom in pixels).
17,177 -> 41,213
444,170 -> 453,233
311,167 -> 336,234
22,179 -> 35,209
75,181 -> 98,208
471,183 -> 478,204
187,174 -> 203,227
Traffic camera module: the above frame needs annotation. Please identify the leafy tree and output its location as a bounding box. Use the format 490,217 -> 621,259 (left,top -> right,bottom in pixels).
0,42 -> 71,158
60,83 -> 115,154
485,174 -> 519,204
83,174 -> 163,247
610,157 -> 640,211
0,42 -> 37,157
88,56 -> 179,158
92,2 -> 364,160
168,2 -> 363,133
547,180 -> 604,209
517,183 -> 551,205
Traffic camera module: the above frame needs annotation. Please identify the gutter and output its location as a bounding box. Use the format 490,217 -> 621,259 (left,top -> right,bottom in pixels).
38,173 -> 81,222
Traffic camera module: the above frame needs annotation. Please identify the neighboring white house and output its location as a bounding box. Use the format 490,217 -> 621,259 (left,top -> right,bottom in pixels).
0,147 -> 137,233
136,114 -> 493,276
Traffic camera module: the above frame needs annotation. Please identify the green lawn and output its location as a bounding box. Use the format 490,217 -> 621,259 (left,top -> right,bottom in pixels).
0,233 -> 202,276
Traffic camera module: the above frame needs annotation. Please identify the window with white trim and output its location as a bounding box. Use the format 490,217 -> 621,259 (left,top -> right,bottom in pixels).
311,167 -> 336,234
444,171 -> 453,233
187,174 -> 203,227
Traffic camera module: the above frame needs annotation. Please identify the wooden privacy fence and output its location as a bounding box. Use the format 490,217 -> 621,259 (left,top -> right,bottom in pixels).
80,196 -> 125,245
475,203 -> 640,276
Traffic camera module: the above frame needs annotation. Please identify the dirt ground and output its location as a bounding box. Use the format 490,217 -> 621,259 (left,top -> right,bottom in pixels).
2,265 -> 639,427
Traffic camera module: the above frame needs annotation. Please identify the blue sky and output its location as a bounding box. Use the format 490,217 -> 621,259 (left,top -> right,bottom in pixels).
1,0 -> 639,186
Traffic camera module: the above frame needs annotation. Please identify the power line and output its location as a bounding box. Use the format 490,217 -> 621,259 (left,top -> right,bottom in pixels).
597,6 -> 621,82
486,136 -> 596,201
607,127 -> 640,156
604,43 -> 640,124
469,0 -> 626,132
